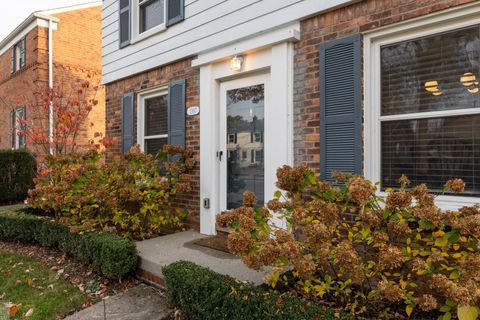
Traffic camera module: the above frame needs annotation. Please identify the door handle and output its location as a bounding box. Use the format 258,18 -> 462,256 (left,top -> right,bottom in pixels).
217,151 -> 223,161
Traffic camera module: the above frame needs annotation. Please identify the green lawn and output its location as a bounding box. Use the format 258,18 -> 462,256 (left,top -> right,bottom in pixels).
0,250 -> 87,320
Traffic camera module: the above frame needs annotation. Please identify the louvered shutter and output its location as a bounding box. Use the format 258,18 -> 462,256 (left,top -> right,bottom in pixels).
19,37 -> 26,68
119,0 -> 131,48
10,47 -> 15,74
166,0 -> 184,27
319,34 -> 362,181
121,93 -> 135,153
168,80 -> 186,148
9,110 -> 15,148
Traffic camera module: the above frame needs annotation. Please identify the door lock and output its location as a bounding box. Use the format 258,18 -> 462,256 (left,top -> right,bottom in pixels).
217,151 -> 223,161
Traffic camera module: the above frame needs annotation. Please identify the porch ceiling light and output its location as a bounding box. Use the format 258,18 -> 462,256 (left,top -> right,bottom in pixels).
424,80 -> 442,96
460,72 -> 479,93
230,55 -> 244,72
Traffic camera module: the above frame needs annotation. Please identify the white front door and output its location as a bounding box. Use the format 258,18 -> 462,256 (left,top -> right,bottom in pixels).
219,74 -> 270,212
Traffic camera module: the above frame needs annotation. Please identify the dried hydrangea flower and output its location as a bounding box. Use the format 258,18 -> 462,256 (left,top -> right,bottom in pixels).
386,191 -> 412,210
378,280 -> 403,302
398,175 -> 411,188
242,191 -> 257,207
387,220 -> 411,239
417,294 -> 438,312
377,245 -> 404,270
348,176 -> 375,206
445,178 -> 466,193
227,231 -> 254,255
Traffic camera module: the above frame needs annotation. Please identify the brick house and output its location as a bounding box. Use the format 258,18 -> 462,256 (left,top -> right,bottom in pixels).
102,0 -> 480,235
0,2 -> 105,155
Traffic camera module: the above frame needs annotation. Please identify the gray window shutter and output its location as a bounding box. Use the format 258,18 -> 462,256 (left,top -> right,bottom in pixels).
10,47 -> 15,74
121,93 -> 135,153
166,0 -> 185,27
9,110 -> 15,148
19,37 -> 26,68
319,34 -> 362,181
168,80 -> 186,148
119,0 -> 131,48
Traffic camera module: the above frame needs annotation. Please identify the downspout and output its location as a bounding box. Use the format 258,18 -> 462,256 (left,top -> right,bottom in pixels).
48,19 -> 54,155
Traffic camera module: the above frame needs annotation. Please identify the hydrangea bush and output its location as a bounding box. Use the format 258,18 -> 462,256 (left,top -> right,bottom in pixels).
29,145 -> 196,240
217,166 -> 480,319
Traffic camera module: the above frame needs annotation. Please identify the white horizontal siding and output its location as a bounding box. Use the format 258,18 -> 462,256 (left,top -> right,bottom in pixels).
102,0 -> 355,83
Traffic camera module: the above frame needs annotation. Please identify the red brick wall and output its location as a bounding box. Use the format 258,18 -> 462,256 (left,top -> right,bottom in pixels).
105,58 -> 201,226
0,6 -> 105,155
293,0 -> 477,169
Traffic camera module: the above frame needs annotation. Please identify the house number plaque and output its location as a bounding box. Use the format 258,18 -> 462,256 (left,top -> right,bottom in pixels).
187,106 -> 200,116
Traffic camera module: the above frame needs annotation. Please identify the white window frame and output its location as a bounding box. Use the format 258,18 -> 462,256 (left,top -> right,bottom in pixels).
364,2 -> 480,210
131,0 -> 167,44
15,106 -> 26,149
137,85 -> 168,152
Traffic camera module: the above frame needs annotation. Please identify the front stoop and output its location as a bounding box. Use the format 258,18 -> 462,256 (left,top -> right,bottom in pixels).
136,230 -> 267,286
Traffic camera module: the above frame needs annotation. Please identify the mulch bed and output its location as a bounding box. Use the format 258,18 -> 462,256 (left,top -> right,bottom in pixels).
0,241 -> 140,306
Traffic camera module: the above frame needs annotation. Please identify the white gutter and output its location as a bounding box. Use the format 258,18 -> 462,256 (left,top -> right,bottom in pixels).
48,18 -> 54,155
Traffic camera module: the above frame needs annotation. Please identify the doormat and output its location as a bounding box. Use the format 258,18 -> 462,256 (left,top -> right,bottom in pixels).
194,234 -> 229,254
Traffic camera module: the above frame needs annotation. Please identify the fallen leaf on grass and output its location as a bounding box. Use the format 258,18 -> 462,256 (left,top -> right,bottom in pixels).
5,303 -> 21,316
25,308 -> 34,317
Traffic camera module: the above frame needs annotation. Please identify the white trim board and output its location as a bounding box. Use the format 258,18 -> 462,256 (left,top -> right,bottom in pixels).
363,2 -> 480,210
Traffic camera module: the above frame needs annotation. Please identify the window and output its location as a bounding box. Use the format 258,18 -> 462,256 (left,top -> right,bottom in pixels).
139,0 -> 165,33
228,133 -> 236,144
10,37 -> 25,74
379,25 -> 480,196
11,107 -> 26,149
139,91 -> 168,155
253,132 -> 263,143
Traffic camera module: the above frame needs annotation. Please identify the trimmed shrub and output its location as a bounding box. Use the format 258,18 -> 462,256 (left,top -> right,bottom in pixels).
0,211 -> 138,280
163,261 -> 354,320
0,149 -> 36,204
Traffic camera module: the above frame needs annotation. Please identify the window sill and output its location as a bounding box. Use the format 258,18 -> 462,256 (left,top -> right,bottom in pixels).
377,192 -> 479,211
131,24 -> 167,45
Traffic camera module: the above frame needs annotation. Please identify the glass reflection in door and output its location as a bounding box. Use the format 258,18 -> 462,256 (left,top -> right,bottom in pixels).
226,84 -> 265,209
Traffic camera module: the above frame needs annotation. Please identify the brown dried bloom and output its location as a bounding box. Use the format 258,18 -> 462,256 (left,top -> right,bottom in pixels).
387,220 -> 411,239
275,229 -> 294,244
429,274 -> 475,305
257,242 -> 281,266
398,175 -> 411,188
386,191 -> 412,210
411,258 -> 428,274
242,191 -> 257,207
359,210 -> 381,228
348,176 -> 375,206
331,171 -> 350,183
313,201 -> 339,227
227,231 -> 254,255
242,252 -> 262,270
461,253 -> 480,279
377,245 -> 404,270
238,215 -> 256,231
445,178 -> 465,193
459,205 -> 480,217
413,206 -> 442,227
293,254 -> 316,279
305,222 -> 330,249
457,214 -> 480,238
429,250 -> 444,263
374,232 -> 389,244
279,241 -> 302,261
378,280 -> 403,303
276,165 -> 309,193
292,207 -> 308,221
235,207 -> 255,219
267,198 -> 283,212
417,294 -> 438,312
333,241 -> 364,283
411,183 -> 428,198
216,210 -> 238,227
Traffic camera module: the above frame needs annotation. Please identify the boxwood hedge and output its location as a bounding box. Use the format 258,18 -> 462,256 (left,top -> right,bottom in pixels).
0,149 -> 36,204
163,261 -> 355,320
0,211 -> 138,280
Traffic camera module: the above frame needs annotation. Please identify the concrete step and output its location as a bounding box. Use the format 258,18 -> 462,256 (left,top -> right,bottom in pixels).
135,230 -> 267,286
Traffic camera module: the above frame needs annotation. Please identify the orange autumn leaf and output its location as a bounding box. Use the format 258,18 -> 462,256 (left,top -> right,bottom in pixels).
6,303 -> 21,316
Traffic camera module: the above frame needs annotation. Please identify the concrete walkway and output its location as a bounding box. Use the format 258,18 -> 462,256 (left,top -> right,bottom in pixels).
65,284 -> 172,320
136,230 -> 267,284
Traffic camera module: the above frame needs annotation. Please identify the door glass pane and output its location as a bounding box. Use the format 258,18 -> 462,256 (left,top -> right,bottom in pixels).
226,84 -> 265,209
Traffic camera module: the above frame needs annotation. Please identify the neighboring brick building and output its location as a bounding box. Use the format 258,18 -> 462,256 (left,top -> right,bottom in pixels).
103,0 -> 480,234
0,2 -> 105,156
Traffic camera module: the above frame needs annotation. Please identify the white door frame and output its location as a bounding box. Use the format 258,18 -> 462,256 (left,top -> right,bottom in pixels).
197,39 -> 296,235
